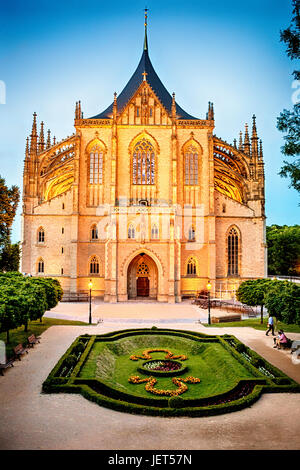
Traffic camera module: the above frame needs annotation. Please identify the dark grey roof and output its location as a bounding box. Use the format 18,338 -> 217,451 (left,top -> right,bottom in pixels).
89,45 -> 198,120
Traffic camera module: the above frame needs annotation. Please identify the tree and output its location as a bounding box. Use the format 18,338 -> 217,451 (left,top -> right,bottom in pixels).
0,175 -> 19,248
265,280 -> 300,325
277,0 -> 300,194
0,242 -> 21,272
236,279 -> 273,324
28,277 -> 63,319
266,225 -> 300,275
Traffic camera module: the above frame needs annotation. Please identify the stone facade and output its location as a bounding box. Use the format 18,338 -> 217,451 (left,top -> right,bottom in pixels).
21,24 -> 267,302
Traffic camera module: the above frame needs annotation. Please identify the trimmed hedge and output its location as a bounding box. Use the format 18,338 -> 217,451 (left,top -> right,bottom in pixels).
42,328 -> 300,417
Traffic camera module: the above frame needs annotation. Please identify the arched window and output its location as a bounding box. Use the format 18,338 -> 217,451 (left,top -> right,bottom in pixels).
89,144 -> 103,184
187,257 -> 197,275
188,225 -> 196,242
38,228 -> 45,243
137,261 -> 149,276
151,224 -> 159,239
128,224 -> 135,239
37,258 -> 44,273
227,227 -> 239,276
132,139 -> 155,185
185,145 -> 199,185
91,224 -> 98,240
90,256 -> 99,274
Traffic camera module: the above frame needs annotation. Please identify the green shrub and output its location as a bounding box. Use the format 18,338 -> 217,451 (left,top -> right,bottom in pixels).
64,354 -> 77,368
251,357 -> 262,369
73,341 -> 85,354
236,342 -> 246,353
168,396 -> 185,408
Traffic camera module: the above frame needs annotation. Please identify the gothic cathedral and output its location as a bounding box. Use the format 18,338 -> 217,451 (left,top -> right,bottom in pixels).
21,15 -> 267,303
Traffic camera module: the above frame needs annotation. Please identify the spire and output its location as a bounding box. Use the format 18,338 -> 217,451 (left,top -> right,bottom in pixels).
207,101 -> 214,120
251,114 -> 258,158
243,123 -> 250,155
233,138 -> 237,149
259,139 -> 263,160
144,7 -> 149,51
53,136 -> 56,146
172,92 -> 176,119
39,121 -> 45,153
25,136 -> 29,156
239,131 -> 243,151
113,92 -> 117,121
30,112 -> 38,155
46,129 -> 51,149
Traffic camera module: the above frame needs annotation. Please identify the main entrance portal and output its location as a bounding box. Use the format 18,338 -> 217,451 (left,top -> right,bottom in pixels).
137,277 -> 149,297
127,253 -> 158,299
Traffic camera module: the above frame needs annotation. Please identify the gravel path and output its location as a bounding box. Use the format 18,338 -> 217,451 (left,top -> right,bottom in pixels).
1,303 -> 300,450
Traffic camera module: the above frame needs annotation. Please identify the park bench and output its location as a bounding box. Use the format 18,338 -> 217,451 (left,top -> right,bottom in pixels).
27,334 -> 40,347
13,343 -> 29,360
211,314 -> 241,323
0,359 -> 14,376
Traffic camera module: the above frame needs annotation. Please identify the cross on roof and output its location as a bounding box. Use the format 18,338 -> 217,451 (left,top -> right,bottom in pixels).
142,71 -> 148,81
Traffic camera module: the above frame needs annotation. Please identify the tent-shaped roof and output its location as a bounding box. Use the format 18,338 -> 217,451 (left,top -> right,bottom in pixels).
89,23 -> 198,120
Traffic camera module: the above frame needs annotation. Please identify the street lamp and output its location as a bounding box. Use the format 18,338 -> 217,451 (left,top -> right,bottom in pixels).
207,280 -> 212,325
88,279 -> 93,325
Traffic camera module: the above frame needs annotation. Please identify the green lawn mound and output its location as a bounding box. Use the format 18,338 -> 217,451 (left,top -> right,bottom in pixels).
42,328 -> 300,417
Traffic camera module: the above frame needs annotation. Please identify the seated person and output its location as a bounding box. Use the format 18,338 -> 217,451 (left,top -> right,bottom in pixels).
273,330 -> 288,349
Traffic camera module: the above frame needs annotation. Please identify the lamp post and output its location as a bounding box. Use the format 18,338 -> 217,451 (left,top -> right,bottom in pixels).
207,280 -> 212,325
88,279 -> 93,325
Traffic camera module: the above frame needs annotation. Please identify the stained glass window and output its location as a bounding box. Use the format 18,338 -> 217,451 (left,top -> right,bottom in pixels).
228,228 -> 239,276
38,228 -> 45,243
128,224 -> 135,239
90,256 -> 99,274
38,258 -> 44,273
132,139 -> 155,185
89,145 -> 103,184
185,145 -> 198,185
187,258 -> 197,275
91,224 -> 98,240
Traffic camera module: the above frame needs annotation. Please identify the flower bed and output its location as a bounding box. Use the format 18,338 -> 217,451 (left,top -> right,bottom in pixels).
42,328 -> 300,417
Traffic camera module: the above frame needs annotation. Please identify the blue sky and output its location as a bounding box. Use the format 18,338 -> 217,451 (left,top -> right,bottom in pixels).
0,0 -> 299,243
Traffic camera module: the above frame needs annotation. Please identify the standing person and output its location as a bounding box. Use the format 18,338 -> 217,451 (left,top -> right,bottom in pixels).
265,315 -> 275,336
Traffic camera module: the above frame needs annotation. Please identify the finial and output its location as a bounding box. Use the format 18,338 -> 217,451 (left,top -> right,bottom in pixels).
239,131 -> 243,151
259,139 -> 263,160
30,112 -> 38,155
144,7 -> 149,51
46,129 -> 51,149
113,92 -> 117,121
207,101 -> 214,120
53,136 -> 56,146
233,138 -> 237,148
172,92 -> 176,119
251,114 -> 257,138
142,71 -> 148,81
25,136 -> 29,156
243,123 -> 250,155
39,121 -> 45,153
31,112 -> 37,135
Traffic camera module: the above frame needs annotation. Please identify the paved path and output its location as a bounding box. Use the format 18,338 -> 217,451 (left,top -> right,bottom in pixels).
1,302 -> 300,450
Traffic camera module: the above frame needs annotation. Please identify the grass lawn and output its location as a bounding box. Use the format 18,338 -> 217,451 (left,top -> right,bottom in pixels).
0,317 -> 88,359
80,334 -> 260,399
203,317 -> 300,333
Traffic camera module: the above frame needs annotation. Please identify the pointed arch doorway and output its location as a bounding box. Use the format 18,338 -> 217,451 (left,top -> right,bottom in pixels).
127,253 -> 158,299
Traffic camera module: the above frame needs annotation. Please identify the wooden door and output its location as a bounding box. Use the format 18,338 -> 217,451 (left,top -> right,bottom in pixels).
137,277 -> 149,297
